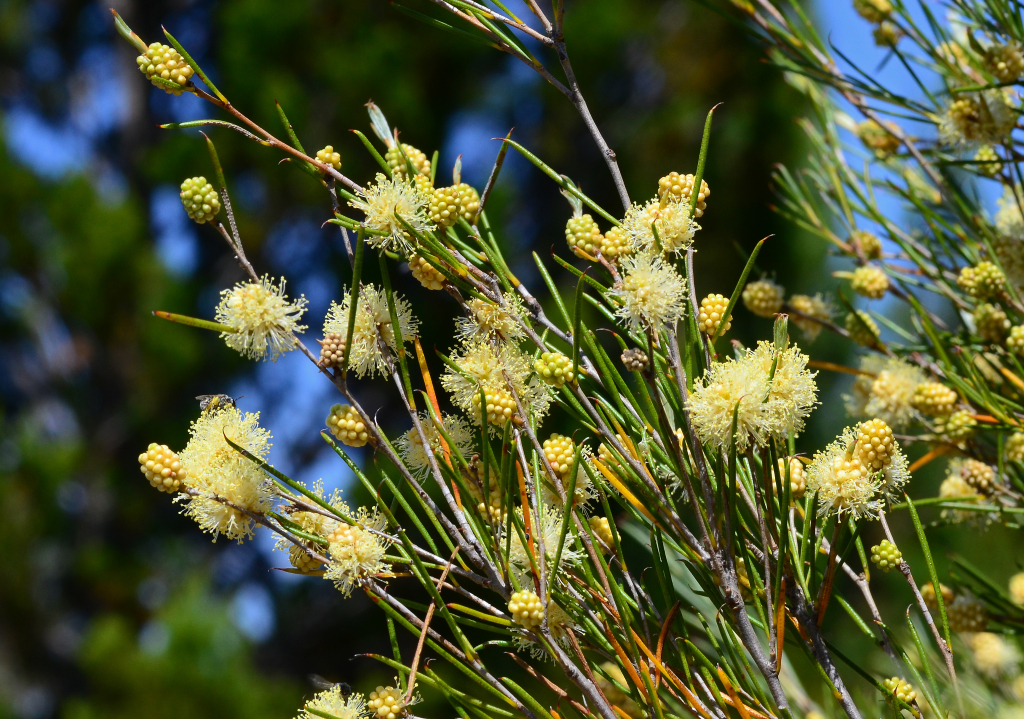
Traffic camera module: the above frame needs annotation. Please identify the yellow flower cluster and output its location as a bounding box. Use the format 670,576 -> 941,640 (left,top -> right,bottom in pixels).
323,284 -> 418,378
216,275 -> 308,362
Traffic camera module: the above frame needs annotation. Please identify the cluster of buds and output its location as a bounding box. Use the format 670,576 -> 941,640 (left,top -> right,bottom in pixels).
845,310 -> 880,348
958,261 -> 1006,299
742,279 -> 784,318
937,409 -> 978,441
326,404 -> 370,447
1009,325 -> 1024,354
975,302 -> 1010,343
179,177 -> 221,224
453,183 -> 480,222
698,293 -> 732,336
315,145 -> 341,171
869,539 -> 902,572
542,434 -> 575,477
850,230 -> 883,259
385,143 -> 430,180
600,226 -> 629,263
974,145 -> 1003,177
657,171 -> 710,217
855,418 -> 894,471
138,443 -> 186,493
882,677 -> 916,705
317,332 -> 346,368
856,120 -> 901,158
137,42 -> 194,94
912,382 -> 958,417
960,458 -> 996,495
589,516 -> 615,551
984,42 -> 1024,83
472,388 -> 517,427
289,543 -> 321,572
508,590 -> 545,630
408,253 -> 446,291
368,686 -> 406,719
620,348 -> 649,373
565,214 -> 603,258
850,266 -> 889,300
778,457 -> 806,500
534,351 -> 575,387
429,186 -> 461,227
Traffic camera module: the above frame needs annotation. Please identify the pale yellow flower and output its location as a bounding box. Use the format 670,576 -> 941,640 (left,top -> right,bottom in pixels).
215,275 -> 307,361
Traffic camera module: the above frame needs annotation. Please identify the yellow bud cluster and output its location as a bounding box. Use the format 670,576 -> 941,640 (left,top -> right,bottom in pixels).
454,183 -> 480,223
779,457 -> 806,499
855,418 -> 894,471
657,171 -> 709,217
882,677 -> 916,704
138,443 -> 186,493
289,544 -> 322,572
508,590 -> 545,630
1009,325 -> 1024,354
947,594 -> 989,632
873,22 -> 903,47
620,348 -> 649,372
179,176 -> 221,223
939,410 -> 978,440
600,226 -> 630,263
408,253 -> 446,291
534,351 -> 575,387
851,266 -> 889,299
471,389 -> 516,427
589,515 -> 615,551
698,293 -> 732,335
788,294 -> 831,341
136,42 -> 194,94
742,280 -> 784,318
870,539 -> 902,572
429,186 -> 460,227
318,332 -> 346,368
1007,432 -> 1024,462
385,143 -> 430,180
315,145 -> 341,171
974,145 -> 1002,177
326,404 -> 370,447
850,230 -> 883,259
974,302 -> 1010,343
598,434 -> 626,466
912,382 -> 958,417
845,310 -> 880,347
566,214 -> 603,258
852,0 -> 892,23
958,261 -> 1006,299
543,434 -> 575,477
960,458 -> 996,495
368,686 -> 406,719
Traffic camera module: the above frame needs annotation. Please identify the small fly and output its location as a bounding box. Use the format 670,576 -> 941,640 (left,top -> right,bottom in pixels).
196,394 -> 241,412
308,675 -> 352,696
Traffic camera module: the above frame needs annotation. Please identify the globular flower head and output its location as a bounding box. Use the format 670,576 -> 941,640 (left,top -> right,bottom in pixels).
939,90 -> 1018,146
299,685 -> 368,719
806,427 -> 880,520
844,355 -> 924,430
622,197 -> 699,256
750,341 -> 818,439
274,479 -> 345,569
216,275 -> 307,362
441,340 -> 552,431
323,284 -> 418,378
845,310 -> 881,347
180,177 -> 221,223
658,172 -> 709,217
178,406 -> 275,542
315,145 -> 342,171
397,412 -> 474,477
967,632 -> 1020,678
612,251 -> 687,331
349,173 -> 433,253
688,354 -> 769,452
325,507 -> 391,596
973,302 -> 1011,343
851,266 -> 889,299
458,293 -> 526,342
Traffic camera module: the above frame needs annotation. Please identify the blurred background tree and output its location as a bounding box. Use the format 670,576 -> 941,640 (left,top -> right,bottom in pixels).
0,1 -> 818,717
